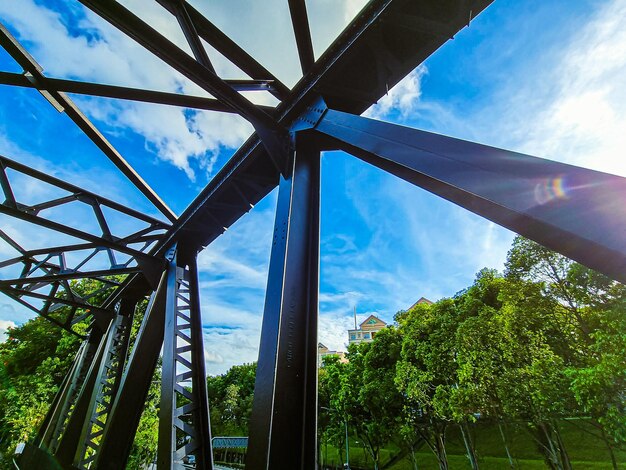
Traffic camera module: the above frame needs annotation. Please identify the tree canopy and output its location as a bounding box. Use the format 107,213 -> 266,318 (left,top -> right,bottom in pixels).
0,237 -> 624,469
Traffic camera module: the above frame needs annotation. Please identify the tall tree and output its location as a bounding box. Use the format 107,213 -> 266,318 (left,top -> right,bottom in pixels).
206,362 -> 256,436
396,300 -> 456,470
506,236 -> 626,464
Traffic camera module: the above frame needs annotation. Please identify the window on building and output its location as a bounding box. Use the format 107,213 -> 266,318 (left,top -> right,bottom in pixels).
371,332 -> 376,338
364,333 -> 370,339
350,334 -> 356,340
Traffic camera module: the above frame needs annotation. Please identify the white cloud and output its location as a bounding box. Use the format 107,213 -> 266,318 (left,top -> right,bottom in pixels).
0,0 -> 378,375
3,0 -> 625,379
0,0 -> 376,185
366,66 -> 428,120
0,320 -> 16,343
0,0 -> 253,180
466,0 -> 626,177
313,0 -> 626,358
195,195 -> 276,374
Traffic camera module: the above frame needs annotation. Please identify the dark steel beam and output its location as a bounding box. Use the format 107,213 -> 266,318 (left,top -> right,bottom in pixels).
0,71 -> 274,113
34,327 -> 104,454
94,270 -> 168,470
0,203 -> 157,263
0,24 -> 177,222
225,79 -> 277,93
186,256 -> 213,468
171,0 -> 215,73
77,0 -> 280,134
288,0 -> 315,74
158,251 -> 213,468
247,137 -> 320,469
0,268 -> 139,286
0,154 -> 166,270
55,322 -> 111,467
74,300 -> 135,468
155,0 -> 290,100
313,108 -> 626,283
2,284 -> 112,320
157,0 -> 494,255
0,155 -> 169,227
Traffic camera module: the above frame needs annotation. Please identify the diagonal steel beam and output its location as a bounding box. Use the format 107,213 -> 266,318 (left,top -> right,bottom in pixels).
0,268 -> 139,286
0,155 -> 168,226
158,251 -> 213,468
0,154 -> 167,262
0,195 -> 157,263
155,0 -> 290,100
77,0 -> 280,134
0,71 -> 275,113
1,283 -> 114,334
312,108 -> 626,283
288,0 -> 315,75
170,0 -> 215,73
156,0 -> 493,256
0,23 -> 176,222
94,269 -> 168,469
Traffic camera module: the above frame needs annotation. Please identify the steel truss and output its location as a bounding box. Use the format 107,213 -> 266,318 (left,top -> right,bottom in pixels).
74,300 -> 135,468
158,250 -> 213,468
0,0 -> 624,469
0,153 -> 169,335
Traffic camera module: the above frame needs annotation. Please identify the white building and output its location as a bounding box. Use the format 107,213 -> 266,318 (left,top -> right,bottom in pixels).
347,314 -> 386,345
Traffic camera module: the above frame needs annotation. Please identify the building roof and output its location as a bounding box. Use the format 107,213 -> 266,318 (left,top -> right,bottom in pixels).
409,297 -> 434,310
359,314 -> 387,329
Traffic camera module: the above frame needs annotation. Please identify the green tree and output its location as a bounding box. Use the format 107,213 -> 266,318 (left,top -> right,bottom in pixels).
319,354 -> 349,466
0,317 -> 82,461
0,277 -> 164,468
506,236 -> 626,467
396,300 -> 455,470
206,362 -> 256,436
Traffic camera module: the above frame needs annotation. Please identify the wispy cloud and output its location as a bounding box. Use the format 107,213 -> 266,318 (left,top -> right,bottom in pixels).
316,0 -> 626,354
366,66 -> 428,120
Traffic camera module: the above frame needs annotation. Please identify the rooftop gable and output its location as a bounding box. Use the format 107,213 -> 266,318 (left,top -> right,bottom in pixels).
359,314 -> 386,329
409,297 -> 434,310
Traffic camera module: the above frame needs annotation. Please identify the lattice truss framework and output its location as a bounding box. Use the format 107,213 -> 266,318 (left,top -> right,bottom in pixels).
0,1 -> 624,469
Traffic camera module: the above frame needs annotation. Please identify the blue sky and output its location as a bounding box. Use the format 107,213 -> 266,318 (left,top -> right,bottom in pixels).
0,0 -> 625,374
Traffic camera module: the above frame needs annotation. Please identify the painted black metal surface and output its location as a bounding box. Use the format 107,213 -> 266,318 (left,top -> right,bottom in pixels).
155,0 -> 491,255
247,138 -> 320,470
158,251 -> 213,469
93,272 -> 168,469
313,108 -> 626,283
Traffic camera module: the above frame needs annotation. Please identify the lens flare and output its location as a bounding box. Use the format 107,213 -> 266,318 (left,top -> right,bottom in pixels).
534,176 -> 568,205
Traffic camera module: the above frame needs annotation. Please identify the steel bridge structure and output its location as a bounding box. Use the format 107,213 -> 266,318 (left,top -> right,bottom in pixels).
0,0 -> 625,469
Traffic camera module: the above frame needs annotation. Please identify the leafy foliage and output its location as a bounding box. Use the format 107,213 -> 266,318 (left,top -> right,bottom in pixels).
206,362 -> 256,437
0,237 -> 624,470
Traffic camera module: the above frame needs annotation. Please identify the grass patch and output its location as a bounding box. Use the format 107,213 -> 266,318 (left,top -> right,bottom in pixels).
318,419 -> 625,469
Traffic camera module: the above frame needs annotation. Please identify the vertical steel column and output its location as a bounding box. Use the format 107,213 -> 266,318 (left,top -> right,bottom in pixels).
94,270 -> 168,469
44,327 -> 104,454
158,250 -> 213,469
73,298 -> 135,468
54,324 -> 111,466
33,327 -> 100,454
246,138 -> 320,469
